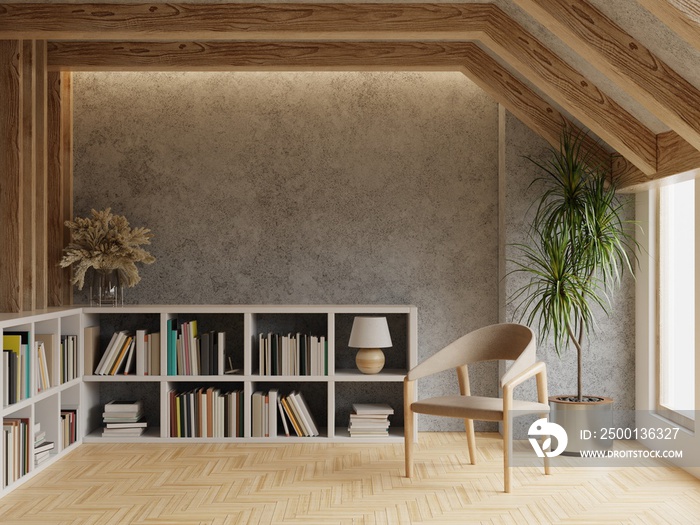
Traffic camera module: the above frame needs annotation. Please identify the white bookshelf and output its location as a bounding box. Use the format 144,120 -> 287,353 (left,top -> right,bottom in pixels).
0,308 -> 85,497
0,304 -> 417,493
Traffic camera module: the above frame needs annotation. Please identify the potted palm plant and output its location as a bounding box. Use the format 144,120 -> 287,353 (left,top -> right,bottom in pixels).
511,128 -> 637,454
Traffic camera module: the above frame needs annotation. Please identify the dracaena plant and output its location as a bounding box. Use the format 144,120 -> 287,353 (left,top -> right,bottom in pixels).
60,208 -> 156,290
510,128 -> 638,402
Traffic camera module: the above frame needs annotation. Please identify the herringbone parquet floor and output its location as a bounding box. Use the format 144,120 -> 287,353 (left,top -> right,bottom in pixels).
0,433 -> 698,524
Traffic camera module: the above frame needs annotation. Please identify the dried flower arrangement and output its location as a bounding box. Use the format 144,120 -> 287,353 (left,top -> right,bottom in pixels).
60,208 -> 156,290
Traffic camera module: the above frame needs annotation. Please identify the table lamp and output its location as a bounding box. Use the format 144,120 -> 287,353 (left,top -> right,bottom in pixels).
348,316 -> 393,374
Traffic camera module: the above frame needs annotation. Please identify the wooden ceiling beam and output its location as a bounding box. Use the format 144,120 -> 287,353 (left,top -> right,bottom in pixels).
8,2 -> 700,188
512,0 -> 700,154
613,131 -> 700,191
482,7 -> 657,176
46,40 -> 477,71
0,3 -> 490,40
636,0 -> 700,51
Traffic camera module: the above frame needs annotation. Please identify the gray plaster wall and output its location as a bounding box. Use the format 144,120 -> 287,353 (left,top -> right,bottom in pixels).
72,71 -> 635,432
73,71 -> 500,430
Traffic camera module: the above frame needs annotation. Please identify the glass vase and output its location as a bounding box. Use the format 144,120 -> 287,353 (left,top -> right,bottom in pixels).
90,268 -> 124,307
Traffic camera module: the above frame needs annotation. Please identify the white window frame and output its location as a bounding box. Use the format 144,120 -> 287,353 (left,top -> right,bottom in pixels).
656,181 -> 696,430
636,176 -> 700,477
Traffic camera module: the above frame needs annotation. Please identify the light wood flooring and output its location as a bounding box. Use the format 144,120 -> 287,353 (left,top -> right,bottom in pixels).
0,432 -> 699,524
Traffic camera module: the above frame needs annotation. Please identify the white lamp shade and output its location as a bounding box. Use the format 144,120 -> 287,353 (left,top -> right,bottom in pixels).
348,317 -> 393,348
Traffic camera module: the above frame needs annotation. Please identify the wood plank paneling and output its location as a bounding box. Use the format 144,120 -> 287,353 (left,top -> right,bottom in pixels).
35,40 -> 48,309
47,71 -> 63,307
61,71 -> 73,306
43,16 -> 662,179
0,40 -> 23,313
21,40 -> 35,311
513,0 -> 700,152
0,3 -> 490,40
636,0 -> 700,51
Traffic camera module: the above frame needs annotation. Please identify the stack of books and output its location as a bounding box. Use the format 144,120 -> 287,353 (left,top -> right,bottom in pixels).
348,403 -> 394,438
34,422 -> 54,466
102,400 -> 147,437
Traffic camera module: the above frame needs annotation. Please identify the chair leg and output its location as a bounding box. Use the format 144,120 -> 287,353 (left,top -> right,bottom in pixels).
464,418 -> 476,465
405,410 -> 414,478
503,416 -> 511,493
542,435 -> 551,475
404,379 -> 415,478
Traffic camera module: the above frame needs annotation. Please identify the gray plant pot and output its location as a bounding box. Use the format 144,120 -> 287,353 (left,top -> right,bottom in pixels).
549,395 -> 614,456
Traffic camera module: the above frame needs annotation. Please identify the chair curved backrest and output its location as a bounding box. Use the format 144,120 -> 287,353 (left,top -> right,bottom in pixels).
407,323 -> 536,384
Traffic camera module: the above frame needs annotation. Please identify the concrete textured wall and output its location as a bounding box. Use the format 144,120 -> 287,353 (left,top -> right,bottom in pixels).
72,71 -> 635,432
73,71 -> 500,430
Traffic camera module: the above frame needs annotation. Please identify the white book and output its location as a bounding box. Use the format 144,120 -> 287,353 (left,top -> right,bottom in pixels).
190,326 -> 199,376
201,390 -> 207,438
352,403 -> 395,416
277,397 -> 290,437
136,330 -> 147,376
263,393 -> 269,437
320,336 -> 326,376
104,400 -> 143,413
268,389 -> 278,438
258,334 -> 264,375
218,393 -> 225,438
217,332 -> 225,375
251,391 -> 263,437
287,392 -> 310,436
101,427 -> 145,437
97,331 -> 127,375
293,392 -> 319,436
123,339 -> 137,375
228,392 -> 238,437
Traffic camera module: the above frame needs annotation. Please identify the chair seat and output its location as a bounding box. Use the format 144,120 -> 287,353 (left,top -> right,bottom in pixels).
411,395 -> 550,422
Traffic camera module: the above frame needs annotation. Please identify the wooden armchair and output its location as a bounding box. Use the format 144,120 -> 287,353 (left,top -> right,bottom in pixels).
403,323 -> 550,492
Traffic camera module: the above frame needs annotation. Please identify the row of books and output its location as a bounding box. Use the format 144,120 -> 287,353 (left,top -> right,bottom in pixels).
60,335 -> 79,384
3,417 -> 30,486
3,416 -> 67,484
167,320 -> 231,376
2,333 -> 77,405
102,400 -> 146,438
2,332 -> 31,405
93,330 -> 160,376
61,408 -> 78,448
348,403 -> 394,438
3,332 -> 32,404
258,333 -> 327,376
252,390 -> 319,437
168,388 -> 244,438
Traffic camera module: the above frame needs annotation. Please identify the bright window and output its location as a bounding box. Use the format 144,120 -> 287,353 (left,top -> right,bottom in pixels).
659,179 -> 695,425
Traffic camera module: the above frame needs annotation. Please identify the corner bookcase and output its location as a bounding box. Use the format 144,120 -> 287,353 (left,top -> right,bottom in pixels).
1,305 -> 416,496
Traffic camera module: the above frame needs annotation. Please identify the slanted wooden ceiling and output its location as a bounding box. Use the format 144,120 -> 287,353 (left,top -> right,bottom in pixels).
2,1 -> 700,312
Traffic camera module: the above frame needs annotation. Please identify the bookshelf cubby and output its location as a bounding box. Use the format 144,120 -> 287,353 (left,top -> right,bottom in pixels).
0,305 -> 416,495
